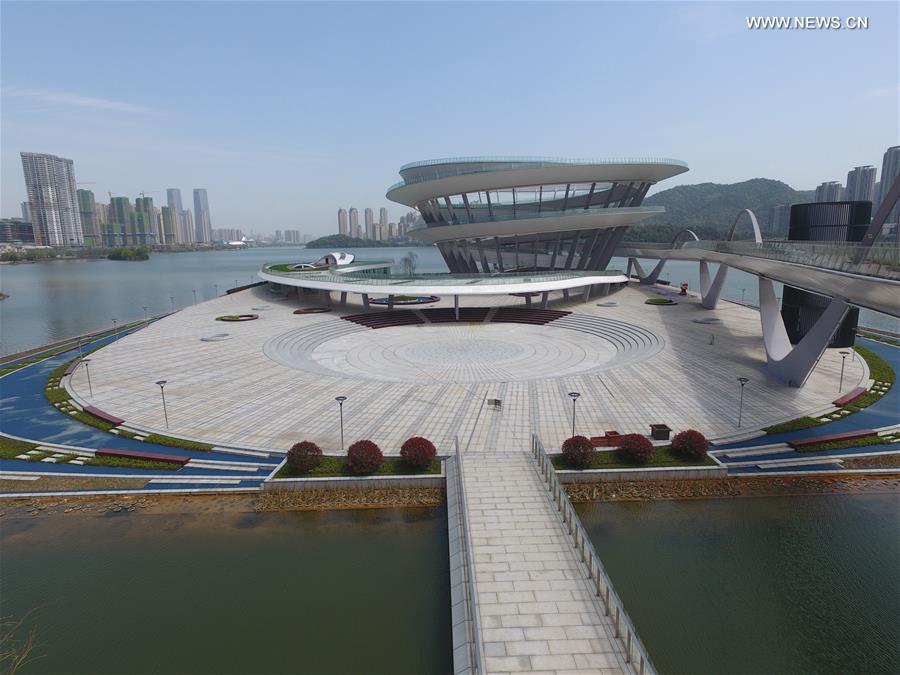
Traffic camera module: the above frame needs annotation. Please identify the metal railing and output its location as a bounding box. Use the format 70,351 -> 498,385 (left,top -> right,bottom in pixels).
531,435 -> 656,675
453,437 -> 486,675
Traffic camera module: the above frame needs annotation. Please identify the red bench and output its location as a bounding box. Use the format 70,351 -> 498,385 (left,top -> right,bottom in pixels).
82,406 -> 125,426
832,387 -> 867,407
787,428 -> 876,449
63,359 -> 82,376
590,431 -> 621,448
96,448 -> 189,466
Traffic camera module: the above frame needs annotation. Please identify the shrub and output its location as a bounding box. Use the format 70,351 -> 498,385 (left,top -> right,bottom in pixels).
400,436 -> 437,469
287,440 -> 323,473
616,434 -> 654,464
561,435 -> 596,469
671,429 -> 709,460
346,440 -> 384,475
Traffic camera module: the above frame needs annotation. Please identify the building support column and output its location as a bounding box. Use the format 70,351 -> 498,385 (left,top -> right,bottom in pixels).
388,294 -> 394,310
454,294 -> 459,321
699,261 -> 729,309
583,285 -> 591,303
362,293 -> 370,308
319,290 -> 331,307
630,257 -> 666,285
524,294 -> 532,307
562,289 -> 570,301
541,292 -> 549,309
759,276 -> 849,387
339,291 -> 347,306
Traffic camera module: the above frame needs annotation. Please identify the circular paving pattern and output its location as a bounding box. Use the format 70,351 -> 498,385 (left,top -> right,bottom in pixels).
262,313 -> 663,383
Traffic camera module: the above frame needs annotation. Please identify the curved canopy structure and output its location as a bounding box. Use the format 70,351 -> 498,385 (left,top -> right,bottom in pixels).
386,156 -> 689,273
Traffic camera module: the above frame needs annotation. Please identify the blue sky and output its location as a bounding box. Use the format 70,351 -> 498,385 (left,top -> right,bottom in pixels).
2,1 -> 897,234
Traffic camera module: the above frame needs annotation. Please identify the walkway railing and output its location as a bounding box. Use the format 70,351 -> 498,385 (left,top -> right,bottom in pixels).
452,437 -> 486,675
531,435 -> 656,675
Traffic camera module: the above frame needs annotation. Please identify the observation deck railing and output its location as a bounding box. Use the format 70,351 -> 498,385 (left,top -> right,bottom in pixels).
531,435 -> 656,675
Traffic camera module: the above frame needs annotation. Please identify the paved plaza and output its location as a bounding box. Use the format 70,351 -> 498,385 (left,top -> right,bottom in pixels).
66,284 -> 866,454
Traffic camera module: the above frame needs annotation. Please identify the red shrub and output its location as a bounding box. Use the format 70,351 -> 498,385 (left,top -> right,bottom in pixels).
561,435 -> 596,469
286,441 -> 322,473
400,436 -> 437,469
346,440 -> 384,475
616,434 -> 654,464
671,429 -> 709,460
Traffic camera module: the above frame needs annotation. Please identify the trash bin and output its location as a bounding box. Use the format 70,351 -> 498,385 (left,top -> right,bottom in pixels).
650,424 -> 671,441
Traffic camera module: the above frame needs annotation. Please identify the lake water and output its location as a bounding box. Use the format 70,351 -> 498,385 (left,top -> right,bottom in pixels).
1,245 -> 896,354
578,493 -> 900,675
0,506 -> 452,674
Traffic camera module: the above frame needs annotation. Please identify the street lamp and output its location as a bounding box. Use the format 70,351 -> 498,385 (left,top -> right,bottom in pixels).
839,350 -> 850,391
567,391 -> 581,437
169,296 -> 175,311
740,288 -> 746,305
142,306 -> 149,323
82,359 -> 94,398
155,380 -> 169,429
335,396 -> 347,452
192,289 -> 197,304
76,337 -> 84,358
111,318 -> 119,341
214,283 -> 219,297
737,377 -> 749,428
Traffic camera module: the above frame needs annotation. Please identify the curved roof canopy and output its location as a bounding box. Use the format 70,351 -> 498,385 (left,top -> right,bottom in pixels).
387,156 -> 689,206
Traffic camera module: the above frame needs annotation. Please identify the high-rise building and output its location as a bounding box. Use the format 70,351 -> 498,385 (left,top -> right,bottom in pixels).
349,207 -> 359,238
388,222 -> 397,239
767,205 -> 791,238
180,210 -> 194,244
21,201 -> 31,223
166,188 -> 187,243
338,208 -> 348,235
77,189 -> 101,246
814,181 -> 844,202
193,189 -> 212,243
379,207 -> 388,229
161,207 -> 178,245
134,196 -> 158,244
364,207 -> 374,239
845,166 -> 877,203
20,152 -> 83,246
878,146 -> 900,225
109,197 -> 133,227
275,229 -> 283,242
0,218 -> 35,245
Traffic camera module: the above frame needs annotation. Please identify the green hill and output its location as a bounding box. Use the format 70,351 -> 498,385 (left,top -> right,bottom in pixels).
625,178 -> 814,242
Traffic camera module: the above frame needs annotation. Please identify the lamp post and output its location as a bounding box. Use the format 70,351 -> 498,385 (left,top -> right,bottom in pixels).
155,380 -> 169,429
192,289 -> 197,304
142,306 -> 149,323
77,338 -> 84,358
737,377 -> 749,428
111,318 -> 119,341
839,350 -> 850,391
567,391 -> 580,437
82,359 -> 93,398
214,283 -> 219,297
335,396 -> 347,452
234,279 -> 239,289
170,296 -> 175,312
740,288 -> 746,305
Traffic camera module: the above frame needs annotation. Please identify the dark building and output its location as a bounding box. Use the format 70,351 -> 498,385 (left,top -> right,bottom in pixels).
0,218 -> 36,244
780,201 -> 870,347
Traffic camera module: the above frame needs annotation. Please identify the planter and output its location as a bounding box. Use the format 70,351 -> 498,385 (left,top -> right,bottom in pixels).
369,295 -> 440,306
215,314 -> 259,322
590,431 -> 621,448
650,424 -> 672,441
293,307 -> 332,314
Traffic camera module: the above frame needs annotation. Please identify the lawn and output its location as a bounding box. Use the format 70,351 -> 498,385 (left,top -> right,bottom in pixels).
794,433 -> 899,453
275,456 -> 442,478
550,446 -> 717,470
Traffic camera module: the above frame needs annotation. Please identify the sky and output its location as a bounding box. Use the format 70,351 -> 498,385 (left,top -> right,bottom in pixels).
2,1 -> 897,235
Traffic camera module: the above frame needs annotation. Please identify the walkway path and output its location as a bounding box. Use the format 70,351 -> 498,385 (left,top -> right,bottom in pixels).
463,452 -> 628,673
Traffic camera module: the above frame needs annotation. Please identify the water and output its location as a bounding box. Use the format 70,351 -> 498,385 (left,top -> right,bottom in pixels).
1,247 -> 896,355
0,506 -> 452,674
578,493 -> 900,674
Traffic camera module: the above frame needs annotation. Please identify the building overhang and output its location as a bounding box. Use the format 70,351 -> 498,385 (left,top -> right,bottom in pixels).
407,206 -> 664,244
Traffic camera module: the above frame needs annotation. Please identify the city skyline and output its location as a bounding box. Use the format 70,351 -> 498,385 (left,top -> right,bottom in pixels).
2,1 -> 897,234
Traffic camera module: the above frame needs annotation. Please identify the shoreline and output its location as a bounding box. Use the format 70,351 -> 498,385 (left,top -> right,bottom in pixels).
2,473 -> 897,518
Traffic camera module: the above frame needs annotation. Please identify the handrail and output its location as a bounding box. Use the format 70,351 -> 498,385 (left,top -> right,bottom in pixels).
531,434 -> 656,675
453,436 -> 486,675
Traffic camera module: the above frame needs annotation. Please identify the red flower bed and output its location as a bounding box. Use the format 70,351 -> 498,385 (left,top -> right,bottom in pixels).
400,436 -> 437,469
346,440 -> 384,475
561,435 -> 596,469
286,440 -> 323,473
615,434 -> 654,465
671,429 -> 709,460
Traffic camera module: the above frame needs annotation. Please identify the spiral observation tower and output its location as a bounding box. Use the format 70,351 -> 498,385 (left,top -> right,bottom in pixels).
386,156 -> 689,273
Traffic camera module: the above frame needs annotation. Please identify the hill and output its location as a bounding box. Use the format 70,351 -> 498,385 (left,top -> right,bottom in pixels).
625,178 -> 814,242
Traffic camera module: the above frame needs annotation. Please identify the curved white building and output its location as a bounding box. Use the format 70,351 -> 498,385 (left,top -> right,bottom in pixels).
386,156 -> 688,273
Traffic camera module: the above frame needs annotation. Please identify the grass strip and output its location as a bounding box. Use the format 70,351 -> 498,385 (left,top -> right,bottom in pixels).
550,445 -> 717,470
0,435 -> 38,459
794,433 -> 899,453
143,434 -> 212,452
86,455 -> 180,471
276,456 -> 441,478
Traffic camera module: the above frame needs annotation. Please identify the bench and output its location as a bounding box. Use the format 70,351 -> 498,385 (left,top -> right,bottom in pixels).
63,359 -> 82,376
82,406 -> 125,426
832,387 -> 867,407
590,431 -> 621,448
787,428 -> 876,449
96,448 -> 189,466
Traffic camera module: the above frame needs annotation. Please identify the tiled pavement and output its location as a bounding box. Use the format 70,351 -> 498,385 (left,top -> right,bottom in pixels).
463,452 -> 628,674
66,285 -> 866,454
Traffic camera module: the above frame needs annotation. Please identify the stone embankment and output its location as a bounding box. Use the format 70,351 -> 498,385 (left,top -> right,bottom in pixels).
256,487 -> 443,511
